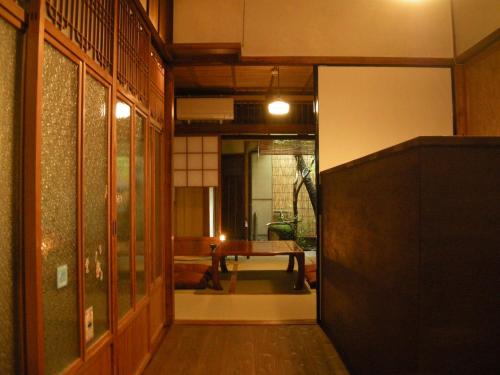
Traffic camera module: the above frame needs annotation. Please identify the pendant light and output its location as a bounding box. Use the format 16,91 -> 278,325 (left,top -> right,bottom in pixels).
268,67 -> 290,115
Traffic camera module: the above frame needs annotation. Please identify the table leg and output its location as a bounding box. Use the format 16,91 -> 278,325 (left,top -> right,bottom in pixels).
286,254 -> 294,272
220,256 -> 229,273
294,253 -> 305,290
211,255 -> 223,290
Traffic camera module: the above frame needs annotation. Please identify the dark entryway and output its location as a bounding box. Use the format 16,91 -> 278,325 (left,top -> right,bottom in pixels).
221,154 -> 246,240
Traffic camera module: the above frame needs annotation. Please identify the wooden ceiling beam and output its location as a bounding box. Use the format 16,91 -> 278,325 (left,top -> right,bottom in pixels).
189,66 -> 200,87
175,123 -> 316,136
231,65 -> 237,88
169,43 -> 241,65
174,87 -> 314,96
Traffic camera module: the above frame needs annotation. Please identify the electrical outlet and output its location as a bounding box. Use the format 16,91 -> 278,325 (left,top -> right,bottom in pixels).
57,264 -> 68,289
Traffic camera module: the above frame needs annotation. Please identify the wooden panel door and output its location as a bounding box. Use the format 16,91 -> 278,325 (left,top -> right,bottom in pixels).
221,154 -> 246,240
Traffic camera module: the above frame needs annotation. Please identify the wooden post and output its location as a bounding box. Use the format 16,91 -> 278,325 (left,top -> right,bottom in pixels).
23,0 -> 45,373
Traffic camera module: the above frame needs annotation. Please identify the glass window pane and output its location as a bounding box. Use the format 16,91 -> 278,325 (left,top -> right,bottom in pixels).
116,101 -> 132,318
154,132 -> 163,279
83,74 -> 109,346
41,42 -> 79,374
135,114 -> 146,300
0,18 -> 21,375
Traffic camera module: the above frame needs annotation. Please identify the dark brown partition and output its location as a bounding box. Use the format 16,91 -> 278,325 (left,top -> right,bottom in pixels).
320,136 -> 500,375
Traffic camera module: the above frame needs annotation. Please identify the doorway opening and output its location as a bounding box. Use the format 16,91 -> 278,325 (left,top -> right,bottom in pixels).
171,65 -> 318,322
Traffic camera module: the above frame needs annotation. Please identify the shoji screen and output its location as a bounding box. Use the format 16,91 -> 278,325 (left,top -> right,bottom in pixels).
0,17 -> 22,375
173,136 -> 219,187
318,66 -> 453,171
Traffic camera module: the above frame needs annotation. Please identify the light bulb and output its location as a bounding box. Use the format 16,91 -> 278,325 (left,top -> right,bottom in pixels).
268,99 -> 290,115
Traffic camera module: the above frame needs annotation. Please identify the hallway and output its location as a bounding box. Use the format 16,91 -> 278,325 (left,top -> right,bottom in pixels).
144,324 -> 349,375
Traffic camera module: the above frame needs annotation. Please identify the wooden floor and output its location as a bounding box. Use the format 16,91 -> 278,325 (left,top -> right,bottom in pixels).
143,324 -> 350,375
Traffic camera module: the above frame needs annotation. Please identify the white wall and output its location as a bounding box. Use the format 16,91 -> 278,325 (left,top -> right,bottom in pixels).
174,0 -> 244,43
318,66 -> 453,171
451,0 -> 500,56
174,0 -> 454,58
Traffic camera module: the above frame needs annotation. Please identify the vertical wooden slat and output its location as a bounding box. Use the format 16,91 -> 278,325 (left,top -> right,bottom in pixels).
45,0 -> 114,73
110,0 -> 120,372
164,68 -> 174,325
23,0 -> 45,373
78,60 -> 86,362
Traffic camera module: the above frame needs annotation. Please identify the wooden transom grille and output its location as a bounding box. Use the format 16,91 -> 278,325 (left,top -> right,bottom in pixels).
149,49 -> 165,126
45,0 -> 114,73
117,0 -> 150,105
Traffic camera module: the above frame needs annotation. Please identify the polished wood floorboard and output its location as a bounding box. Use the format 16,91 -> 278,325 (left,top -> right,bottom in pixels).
143,324 -> 349,375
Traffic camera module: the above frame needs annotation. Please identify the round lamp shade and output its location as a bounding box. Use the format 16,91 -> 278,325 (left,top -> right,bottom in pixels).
268,99 -> 290,115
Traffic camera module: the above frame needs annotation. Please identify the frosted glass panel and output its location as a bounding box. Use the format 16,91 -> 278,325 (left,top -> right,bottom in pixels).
173,171 -> 187,186
135,114 -> 146,300
173,136 -> 186,153
116,101 -> 132,318
0,18 -> 21,375
83,74 -> 109,346
203,170 -> 219,187
187,153 -> 202,169
203,136 -> 218,152
187,136 -> 202,152
188,170 -> 203,186
41,42 -> 79,374
154,132 -> 163,278
173,154 -> 186,170
203,153 -> 218,169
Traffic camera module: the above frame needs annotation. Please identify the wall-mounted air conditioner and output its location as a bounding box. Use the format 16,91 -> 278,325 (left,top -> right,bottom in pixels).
176,98 -> 234,121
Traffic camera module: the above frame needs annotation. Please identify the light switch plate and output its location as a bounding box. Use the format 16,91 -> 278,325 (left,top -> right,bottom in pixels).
57,264 -> 68,289
85,306 -> 94,343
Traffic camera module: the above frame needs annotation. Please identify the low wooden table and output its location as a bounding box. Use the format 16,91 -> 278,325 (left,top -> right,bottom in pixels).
211,240 -> 305,290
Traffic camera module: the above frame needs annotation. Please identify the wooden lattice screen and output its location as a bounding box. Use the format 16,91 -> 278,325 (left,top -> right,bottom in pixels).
117,0 -> 150,105
149,49 -> 165,126
45,0 -> 114,73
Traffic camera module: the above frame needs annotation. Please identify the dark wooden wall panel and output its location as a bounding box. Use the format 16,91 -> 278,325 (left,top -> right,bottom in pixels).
321,149 -> 420,375
320,137 -> 500,375
418,146 -> 500,374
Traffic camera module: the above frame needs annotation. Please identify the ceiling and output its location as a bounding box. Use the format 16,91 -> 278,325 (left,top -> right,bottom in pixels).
173,65 -> 314,96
